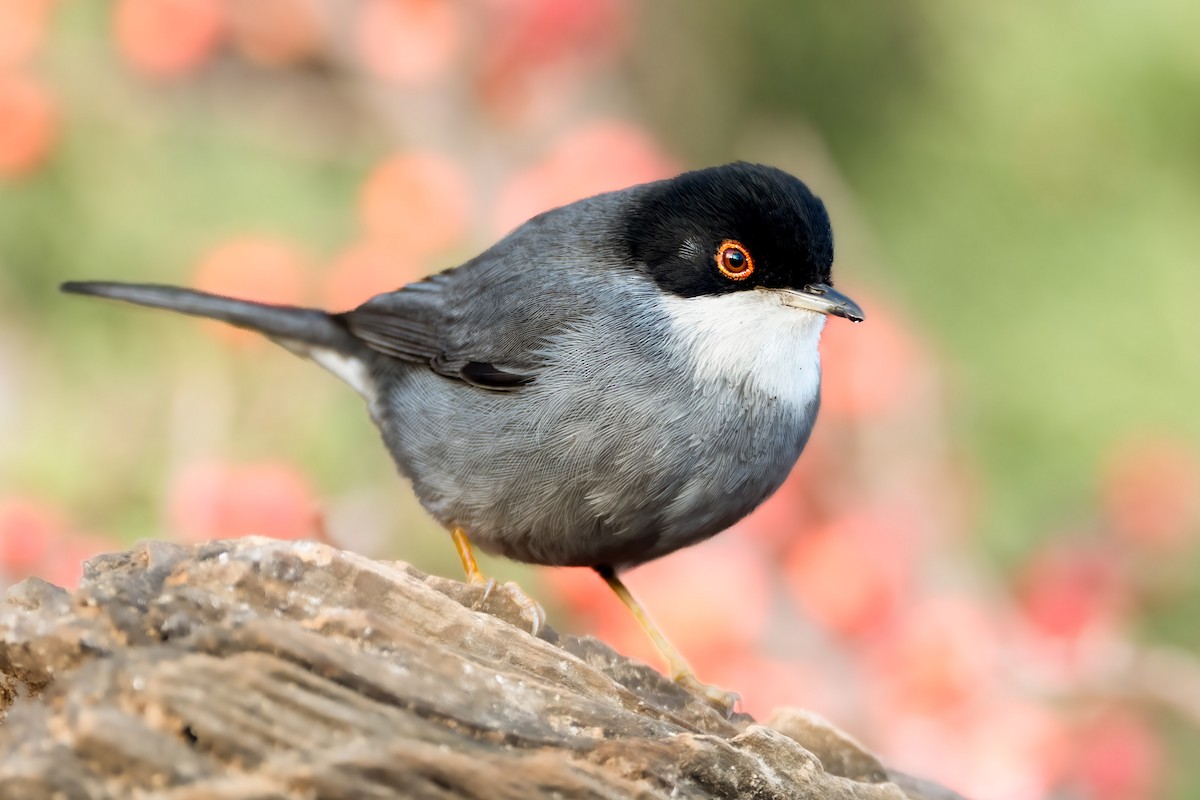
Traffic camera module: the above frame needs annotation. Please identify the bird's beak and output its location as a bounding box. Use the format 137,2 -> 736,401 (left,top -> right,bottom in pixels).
778,284 -> 865,322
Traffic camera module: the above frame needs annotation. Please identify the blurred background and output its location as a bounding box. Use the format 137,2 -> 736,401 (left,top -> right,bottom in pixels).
1,1 -> 1199,797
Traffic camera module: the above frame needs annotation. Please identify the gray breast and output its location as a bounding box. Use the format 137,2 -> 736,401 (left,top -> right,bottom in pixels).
372,276 -> 820,569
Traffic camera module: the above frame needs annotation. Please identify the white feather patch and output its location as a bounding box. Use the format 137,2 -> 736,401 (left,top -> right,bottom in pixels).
300,345 -> 376,404
660,288 -> 825,409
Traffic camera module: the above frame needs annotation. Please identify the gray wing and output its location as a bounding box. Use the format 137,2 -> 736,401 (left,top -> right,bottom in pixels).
339,192 -> 633,391
338,252 -> 592,391
338,270 -> 536,390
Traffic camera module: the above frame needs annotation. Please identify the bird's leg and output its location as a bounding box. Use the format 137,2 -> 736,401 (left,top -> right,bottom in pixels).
452,527 -> 488,585
595,565 -> 691,677
595,564 -> 739,715
451,527 -> 546,636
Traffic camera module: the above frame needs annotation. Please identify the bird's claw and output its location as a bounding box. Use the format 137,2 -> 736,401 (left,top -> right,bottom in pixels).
470,577 -> 546,637
673,671 -> 741,716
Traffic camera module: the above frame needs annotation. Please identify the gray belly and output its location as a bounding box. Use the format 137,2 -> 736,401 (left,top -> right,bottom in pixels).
374,363 -> 818,569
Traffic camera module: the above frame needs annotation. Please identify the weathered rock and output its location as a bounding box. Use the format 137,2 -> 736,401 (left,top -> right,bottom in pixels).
0,538 -> 969,799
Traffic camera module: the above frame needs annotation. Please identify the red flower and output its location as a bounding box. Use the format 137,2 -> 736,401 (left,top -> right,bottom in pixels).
492,120 -> 677,235
0,0 -> 56,68
819,293 -> 926,420
168,459 -> 320,542
1017,540 -> 1127,642
356,0 -> 463,86
359,151 -> 472,257
191,235 -> 311,345
1070,711 -> 1162,800
0,497 -> 59,575
866,594 -> 998,716
784,509 -> 911,638
113,0 -> 224,79
225,0 -> 322,68
0,71 -> 55,177
1102,436 -> 1199,551
322,242 -> 426,311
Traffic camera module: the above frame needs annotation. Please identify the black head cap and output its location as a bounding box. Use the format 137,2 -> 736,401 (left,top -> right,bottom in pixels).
623,162 -> 834,298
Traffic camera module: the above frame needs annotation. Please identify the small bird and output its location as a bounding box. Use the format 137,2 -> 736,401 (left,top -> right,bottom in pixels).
62,162 -> 862,708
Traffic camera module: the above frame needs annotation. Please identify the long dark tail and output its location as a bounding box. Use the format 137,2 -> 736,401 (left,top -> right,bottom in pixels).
61,281 -> 360,354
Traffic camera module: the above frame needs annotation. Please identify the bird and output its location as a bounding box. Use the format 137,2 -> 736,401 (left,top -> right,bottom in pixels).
61,161 -> 863,709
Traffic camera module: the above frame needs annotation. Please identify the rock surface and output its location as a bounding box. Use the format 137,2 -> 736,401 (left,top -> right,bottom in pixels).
0,538 -> 968,799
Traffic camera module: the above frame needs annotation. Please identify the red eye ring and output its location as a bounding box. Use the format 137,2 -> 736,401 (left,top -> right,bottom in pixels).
715,240 -> 754,280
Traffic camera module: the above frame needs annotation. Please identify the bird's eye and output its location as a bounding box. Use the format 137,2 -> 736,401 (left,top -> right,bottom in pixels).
715,240 -> 754,281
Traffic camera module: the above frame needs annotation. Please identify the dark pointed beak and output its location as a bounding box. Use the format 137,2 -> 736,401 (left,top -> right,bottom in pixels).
778,283 -> 865,322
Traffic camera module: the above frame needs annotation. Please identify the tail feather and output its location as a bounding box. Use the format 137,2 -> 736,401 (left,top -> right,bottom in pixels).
60,281 -> 359,354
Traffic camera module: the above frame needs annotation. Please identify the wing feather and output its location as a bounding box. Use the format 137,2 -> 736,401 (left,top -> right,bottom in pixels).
338,272 -> 539,391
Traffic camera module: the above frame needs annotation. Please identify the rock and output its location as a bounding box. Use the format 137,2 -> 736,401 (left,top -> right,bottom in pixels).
0,538 -> 969,799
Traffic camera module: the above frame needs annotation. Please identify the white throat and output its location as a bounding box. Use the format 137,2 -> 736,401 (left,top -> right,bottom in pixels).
662,288 -> 825,409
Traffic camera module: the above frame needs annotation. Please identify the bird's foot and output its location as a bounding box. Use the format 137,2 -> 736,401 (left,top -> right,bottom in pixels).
672,670 -> 741,716
471,576 -> 546,637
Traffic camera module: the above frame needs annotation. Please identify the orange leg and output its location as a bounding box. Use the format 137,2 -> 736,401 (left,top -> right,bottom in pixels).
452,527 -> 487,585
596,564 -> 739,713
451,527 -> 546,635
